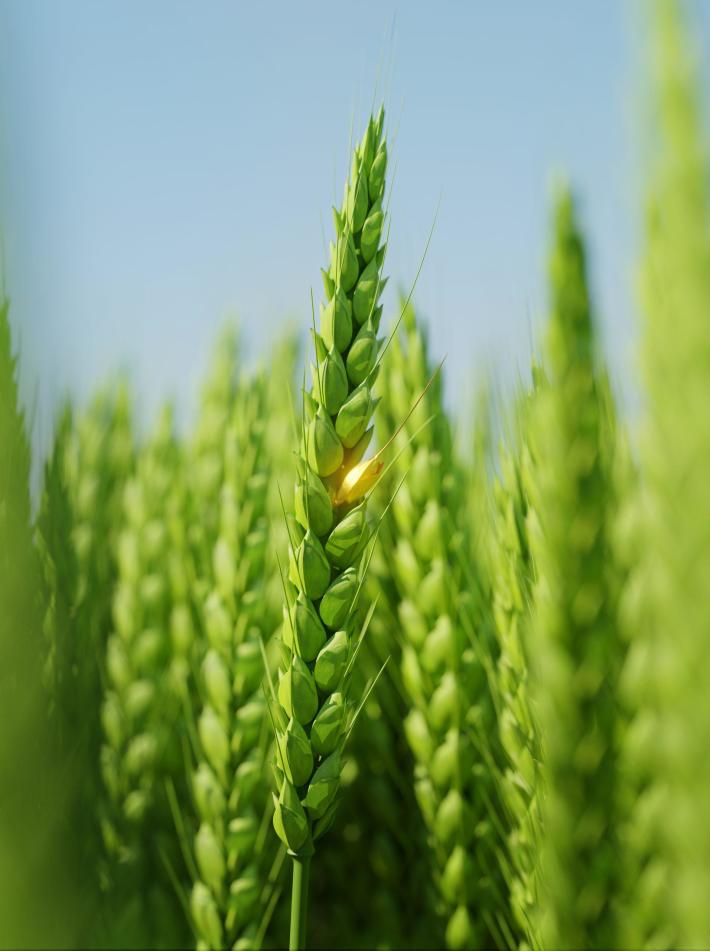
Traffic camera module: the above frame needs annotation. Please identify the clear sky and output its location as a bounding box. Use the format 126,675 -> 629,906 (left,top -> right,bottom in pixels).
0,1 -> 708,448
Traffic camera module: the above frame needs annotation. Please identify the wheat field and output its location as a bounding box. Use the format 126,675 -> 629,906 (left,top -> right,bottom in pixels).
1,1 -> 710,949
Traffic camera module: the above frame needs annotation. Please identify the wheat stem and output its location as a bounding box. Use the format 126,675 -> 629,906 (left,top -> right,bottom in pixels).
289,854 -> 311,950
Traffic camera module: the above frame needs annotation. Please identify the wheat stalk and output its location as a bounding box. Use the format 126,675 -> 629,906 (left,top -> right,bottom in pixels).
187,367 -> 282,950
372,300 -> 517,950
527,187 -> 624,948
489,394 -> 542,950
619,1 -> 710,946
0,298 -> 80,945
99,403 -> 189,946
270,109 -> 389,950
36,402 -> 110,943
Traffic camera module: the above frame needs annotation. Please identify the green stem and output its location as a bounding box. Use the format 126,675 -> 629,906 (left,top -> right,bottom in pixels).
289,855 -> 311,950
289,854 -> 311,950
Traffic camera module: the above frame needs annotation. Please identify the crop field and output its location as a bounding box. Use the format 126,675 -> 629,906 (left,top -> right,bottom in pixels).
1,1 -> 710,949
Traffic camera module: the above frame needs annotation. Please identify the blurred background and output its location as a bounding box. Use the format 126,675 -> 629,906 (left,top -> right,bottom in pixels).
3,4 -> 710,950
3,0 -> 701,447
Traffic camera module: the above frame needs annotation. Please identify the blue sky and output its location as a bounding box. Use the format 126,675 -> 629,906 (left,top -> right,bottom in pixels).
0,1 -> 707,447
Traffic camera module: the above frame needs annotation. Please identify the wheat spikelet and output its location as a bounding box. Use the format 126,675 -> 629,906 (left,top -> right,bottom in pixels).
620,2 -> 710,946
373,300 -> 517,950
527,187 -> 625,948
188,366 -> 281,950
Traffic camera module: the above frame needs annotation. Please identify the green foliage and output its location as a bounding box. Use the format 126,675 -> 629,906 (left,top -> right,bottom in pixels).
37,405 -> 78,706
0,299 -> 76,947
36,403 -> 101,942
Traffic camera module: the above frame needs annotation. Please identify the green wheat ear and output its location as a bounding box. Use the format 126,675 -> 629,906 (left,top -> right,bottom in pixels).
0,298 -> 79,946
308,636 -> 441,948
371,298 -> 519,951
189,325 -> 241,581
37,403 -> 77,701
184,351 -> 285,951
99,402 -> 190,946
270,109 -> 389,948
36,402 -> 107,944
527,185 -> 626,949
488,377 -> 542,951
49,379 -> 139,943
620,1 -> 710,947
0,297 -> 41,942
